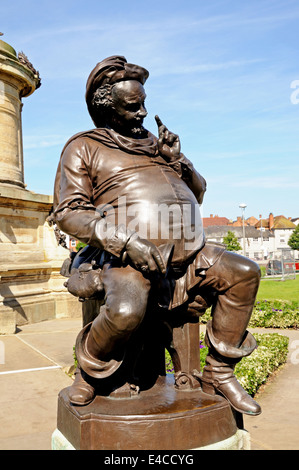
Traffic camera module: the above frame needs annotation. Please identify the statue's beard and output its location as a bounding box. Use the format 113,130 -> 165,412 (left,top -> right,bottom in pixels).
109,114 -> 146,137
131,124 -> 146,136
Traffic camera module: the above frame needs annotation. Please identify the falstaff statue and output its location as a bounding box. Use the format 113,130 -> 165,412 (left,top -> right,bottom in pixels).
53,56 -> 261,416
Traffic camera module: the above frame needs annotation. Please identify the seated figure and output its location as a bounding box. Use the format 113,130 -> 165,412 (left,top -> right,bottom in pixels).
53,56 -> 261,416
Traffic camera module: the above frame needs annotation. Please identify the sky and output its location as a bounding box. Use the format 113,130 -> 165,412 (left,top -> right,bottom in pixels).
2,0 -> 299,221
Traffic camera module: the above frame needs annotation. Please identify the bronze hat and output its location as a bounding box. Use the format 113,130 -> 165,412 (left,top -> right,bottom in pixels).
85,55 -> 149,107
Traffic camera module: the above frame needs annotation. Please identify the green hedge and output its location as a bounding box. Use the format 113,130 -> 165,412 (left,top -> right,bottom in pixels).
235,333 -> 289,396
200,299 -> 299,329
166,332 -> 289,397
249,299 -> 299,329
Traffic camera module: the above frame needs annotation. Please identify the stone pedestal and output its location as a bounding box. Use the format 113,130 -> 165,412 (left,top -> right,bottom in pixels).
0,38 -> 81,333
0,184 -> 81,333
54,376 -> 247,450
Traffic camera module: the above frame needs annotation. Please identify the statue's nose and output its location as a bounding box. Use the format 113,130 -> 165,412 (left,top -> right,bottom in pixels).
138,105 -> 147,118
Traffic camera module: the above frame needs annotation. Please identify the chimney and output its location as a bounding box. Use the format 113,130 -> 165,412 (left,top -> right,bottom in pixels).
210,214 -> 213,218
269,213 -> 274,230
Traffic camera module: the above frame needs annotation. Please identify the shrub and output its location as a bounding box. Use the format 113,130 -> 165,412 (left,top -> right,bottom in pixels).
249,299 -> 299,329
200,299 -> 299,329
234,333 -> 289,396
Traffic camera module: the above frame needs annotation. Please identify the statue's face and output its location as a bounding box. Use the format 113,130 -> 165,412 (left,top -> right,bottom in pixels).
110,80 -> 147,136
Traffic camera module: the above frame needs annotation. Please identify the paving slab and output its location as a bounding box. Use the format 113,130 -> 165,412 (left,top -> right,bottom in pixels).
0,335 -> 54,372
0,368 -> 73,450
0,318 -> 80,450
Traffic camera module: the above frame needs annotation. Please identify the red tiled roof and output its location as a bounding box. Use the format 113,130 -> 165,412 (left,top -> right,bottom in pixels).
203,217 -> 230,227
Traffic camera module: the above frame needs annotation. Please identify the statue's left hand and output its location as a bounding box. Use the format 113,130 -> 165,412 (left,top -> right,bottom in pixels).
155,115 -> 181,162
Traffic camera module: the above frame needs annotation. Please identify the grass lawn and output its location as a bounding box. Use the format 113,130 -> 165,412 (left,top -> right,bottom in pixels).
257,274 -> 299,301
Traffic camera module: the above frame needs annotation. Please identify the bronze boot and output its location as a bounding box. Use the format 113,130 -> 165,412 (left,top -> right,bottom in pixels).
68,366 -> 96,406
201,354 -> 261,416
201,320 -> 261,416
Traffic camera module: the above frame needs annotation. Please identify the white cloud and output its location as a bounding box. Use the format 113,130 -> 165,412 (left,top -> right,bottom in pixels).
23,135 -> 67,150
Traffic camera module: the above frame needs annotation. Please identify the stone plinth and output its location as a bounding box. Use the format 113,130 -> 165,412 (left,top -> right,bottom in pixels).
54,376 -> 244,450
0,184 -> 81,334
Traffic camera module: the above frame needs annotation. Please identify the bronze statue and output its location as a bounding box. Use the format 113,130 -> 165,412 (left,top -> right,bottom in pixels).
53,56 -> 261,416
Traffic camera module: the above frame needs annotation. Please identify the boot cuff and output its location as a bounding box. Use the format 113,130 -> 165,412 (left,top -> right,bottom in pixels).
205,320 -> 257,360
75,322 -> 123,379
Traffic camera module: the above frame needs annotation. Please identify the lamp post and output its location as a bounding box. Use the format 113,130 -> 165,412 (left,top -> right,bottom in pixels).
239,203 -> 247,256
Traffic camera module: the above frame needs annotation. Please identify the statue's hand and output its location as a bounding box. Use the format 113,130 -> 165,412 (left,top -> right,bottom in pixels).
125,234 -> 166,275
155,115 -> 181,162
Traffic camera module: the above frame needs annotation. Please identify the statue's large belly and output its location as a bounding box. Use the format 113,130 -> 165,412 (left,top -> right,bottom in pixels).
96,167 -> 204,263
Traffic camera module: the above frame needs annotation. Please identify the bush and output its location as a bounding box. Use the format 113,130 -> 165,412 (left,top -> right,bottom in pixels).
234,333 -> 289,396
249,299 -> 299,329
166,332 -> 289,397
200,299 -> 299,329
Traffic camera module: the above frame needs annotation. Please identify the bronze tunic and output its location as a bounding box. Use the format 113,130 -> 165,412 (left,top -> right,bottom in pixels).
53,127 -> 223,308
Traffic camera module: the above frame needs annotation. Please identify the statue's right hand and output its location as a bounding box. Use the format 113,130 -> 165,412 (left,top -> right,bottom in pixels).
125,234 -> 166,274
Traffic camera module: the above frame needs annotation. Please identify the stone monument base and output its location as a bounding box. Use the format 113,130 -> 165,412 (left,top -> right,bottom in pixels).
0,184 -> 81,334
54,375 -> 249,450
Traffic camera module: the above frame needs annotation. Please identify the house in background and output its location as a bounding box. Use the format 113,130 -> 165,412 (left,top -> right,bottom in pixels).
228,215 -> 259,227
202,214 -> 231,227
64,234 -> 78,252
204,225 -> 275,260
204,212 -> 298,261
255,213 -> 297,254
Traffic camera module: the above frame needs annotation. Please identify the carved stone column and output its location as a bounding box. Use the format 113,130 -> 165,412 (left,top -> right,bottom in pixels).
0,39 -> 40,188
0,38 -> 81,334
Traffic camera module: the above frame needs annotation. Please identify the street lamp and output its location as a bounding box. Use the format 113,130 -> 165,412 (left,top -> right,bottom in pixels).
239,203 -> 247,256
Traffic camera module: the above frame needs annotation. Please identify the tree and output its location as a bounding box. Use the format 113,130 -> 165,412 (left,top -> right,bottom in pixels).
288,225 -> 299,251
76,241 -> 87,252
222,230 -> 242,252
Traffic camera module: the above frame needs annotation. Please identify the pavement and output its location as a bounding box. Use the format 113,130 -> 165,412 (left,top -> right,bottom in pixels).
0,317 -> 299,451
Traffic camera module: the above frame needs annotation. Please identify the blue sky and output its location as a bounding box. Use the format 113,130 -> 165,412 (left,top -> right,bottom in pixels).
2,0 -> 299,221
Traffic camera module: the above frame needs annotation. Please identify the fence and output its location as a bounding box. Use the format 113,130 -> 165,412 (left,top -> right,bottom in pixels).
257,248 -> 297,280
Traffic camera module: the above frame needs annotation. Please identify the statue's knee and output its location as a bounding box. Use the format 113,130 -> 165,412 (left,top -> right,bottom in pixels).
242,258 -> 261,281
107,302 -> 144,333
224,251 -> 261,284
